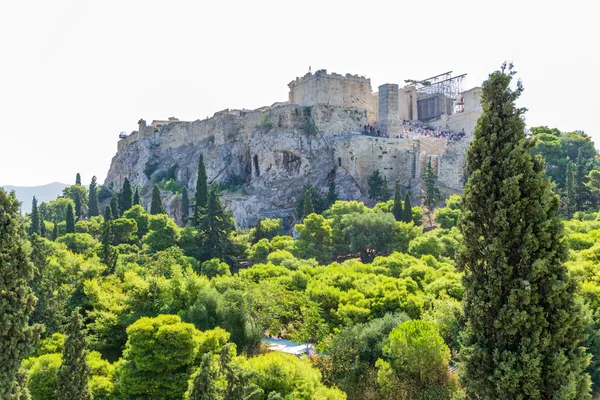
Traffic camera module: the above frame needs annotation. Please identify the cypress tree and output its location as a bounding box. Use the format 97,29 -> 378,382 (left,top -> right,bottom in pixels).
110,194 -> 120,219
133,187 -> 140,206
75,173 -> 81,186
198,183 -> 235,261
39,219 -> 46,238
565,161 -> 575,218
367,169 -> 390,202
52,220 -> 58,241
29,196 -> 40,236
65,204 -> 75,233
88,176 -> 99,218
326,179 -> 338,208
195,153 -> 209,213
402,192 -> 412,223
150,185 -> 165,215
0,189 -> 42,397
100,206 -> 118,273
181,187 -> 190,224
574,148 -> 590,212
252,217 -> 265,244
392,180 -> 403,221
302,186 -> 315,217
119,178 -> 133,214
458,64 -> 591,398
187,352 -> 222,400
423,158 -> 441,222
56,309 -> 92,400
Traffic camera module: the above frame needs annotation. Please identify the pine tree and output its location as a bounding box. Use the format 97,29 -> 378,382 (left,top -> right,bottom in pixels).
326,179 -> 338,208
133,187 -> 140,206
65,204 -> 75,233
150,185 -> 165,215
402,192 -> 412,223
29,196 -> 40,236
0,189 -> 42,398
302,186 -> 315,217
100,206 -> 118,273
119,178 -> 133,214
87,176 -> 100,218
75,173 -> 81,186
110,194 -> 120,219
367,169 -> 390,202
574,148 -> 591,212
423,159 -> 441,226
181,187 -> 190,224
457,64 -> 591,398
195,153 -> 209,214
52,220 -> 58,241
392,180 -> 403,221
197,183 -> 235,261
187,352 -> 222,400
56,309 -> 92,400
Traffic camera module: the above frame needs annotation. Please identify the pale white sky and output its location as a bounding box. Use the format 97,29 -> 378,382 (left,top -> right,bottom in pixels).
0,0 -> 597,186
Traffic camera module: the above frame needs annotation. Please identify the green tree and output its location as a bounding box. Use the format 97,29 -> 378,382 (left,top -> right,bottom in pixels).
586,169 -> 600,205
565,161 -> 575,218
196,184 -> 235,261
119,178 -> 133,215
181,186 -> 190,224
574,148 -> 592,212
392,181 -> 403,221
195,153 -> 209,214
88,176 -> 100,218
367,169 -> 390,202
133,186 -> 140,206
65,204 -> 75,234
76,173 -> 81,185
100,206 -> 118,273
302,186 -> 315,217
293,213 -> 333,264
326,180 -> 338,208
110,194 -> 119,219
187,352 -> 223,400
40,219 -> 47,239
0,189 -> 42,398
457,64 -> 591,398
29,196 -> 41,236
55,309 -> 92,400
52,220 -> 59,241
64,184 -> 88,219
150,185 -> 165,215
377,320 -> 456,399
423,158 -> 441,226
402,192 -> 412,223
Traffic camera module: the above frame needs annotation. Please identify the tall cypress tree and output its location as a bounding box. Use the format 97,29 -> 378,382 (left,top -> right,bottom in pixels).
133,187 -> 140,206
100,206 -> 118,273
302,186 -> 315,217
56,309 -> 92,400
195,153 -> 209,214
75,173 -> 81,186
574,148 -> 590,212
402,192 -> 412,223
565,161 -> 575,218
39,219 -> 46,238
110,194 -> 120,219
65,204 -> 75,234
52,220 -> 59,241
326,180 -> 338,208
458,64 -> 591,398
150,185 -> 165,215
29,196 -> 40,236
198,183 -> 235,261
392,180 -> 403,221
0,189 -> 42,397
119,178 -> 133,214
367,169 -> 390,202
423,158 -> 441,226
181,187 -> 190,224
187,352 -> 222,400
87,176 -> 99,218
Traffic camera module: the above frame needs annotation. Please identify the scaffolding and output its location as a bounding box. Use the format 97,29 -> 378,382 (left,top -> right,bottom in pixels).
405,72 -> 467,120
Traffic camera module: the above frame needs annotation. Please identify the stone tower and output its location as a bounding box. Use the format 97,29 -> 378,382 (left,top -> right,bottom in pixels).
378,84 -> 401,136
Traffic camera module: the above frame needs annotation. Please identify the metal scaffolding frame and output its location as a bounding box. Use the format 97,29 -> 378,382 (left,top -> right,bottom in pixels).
405,71 -> 468,119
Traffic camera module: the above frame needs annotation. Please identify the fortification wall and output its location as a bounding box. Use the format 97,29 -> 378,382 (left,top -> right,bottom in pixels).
288,70 -> 373,110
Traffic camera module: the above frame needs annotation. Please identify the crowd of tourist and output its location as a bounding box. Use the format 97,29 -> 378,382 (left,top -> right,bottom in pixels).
360,121 -> 466,141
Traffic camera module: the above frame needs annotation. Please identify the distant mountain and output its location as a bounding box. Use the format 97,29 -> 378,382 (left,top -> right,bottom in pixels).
1,182 -> 69,214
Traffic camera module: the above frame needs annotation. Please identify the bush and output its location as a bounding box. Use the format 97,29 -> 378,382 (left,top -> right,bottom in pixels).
56,233 -> 97,255
408,235 -> 442,259
200,258 -> 231,278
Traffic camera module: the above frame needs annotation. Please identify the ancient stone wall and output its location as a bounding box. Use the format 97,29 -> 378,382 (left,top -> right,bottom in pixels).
288,70 -> 373,110
378,84 -> 401,136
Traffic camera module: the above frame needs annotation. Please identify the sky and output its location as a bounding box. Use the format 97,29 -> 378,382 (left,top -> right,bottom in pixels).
0,0 -> 598,187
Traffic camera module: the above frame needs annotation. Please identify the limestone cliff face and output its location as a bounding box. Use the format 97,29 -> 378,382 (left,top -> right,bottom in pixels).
105,104 -> 475,228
